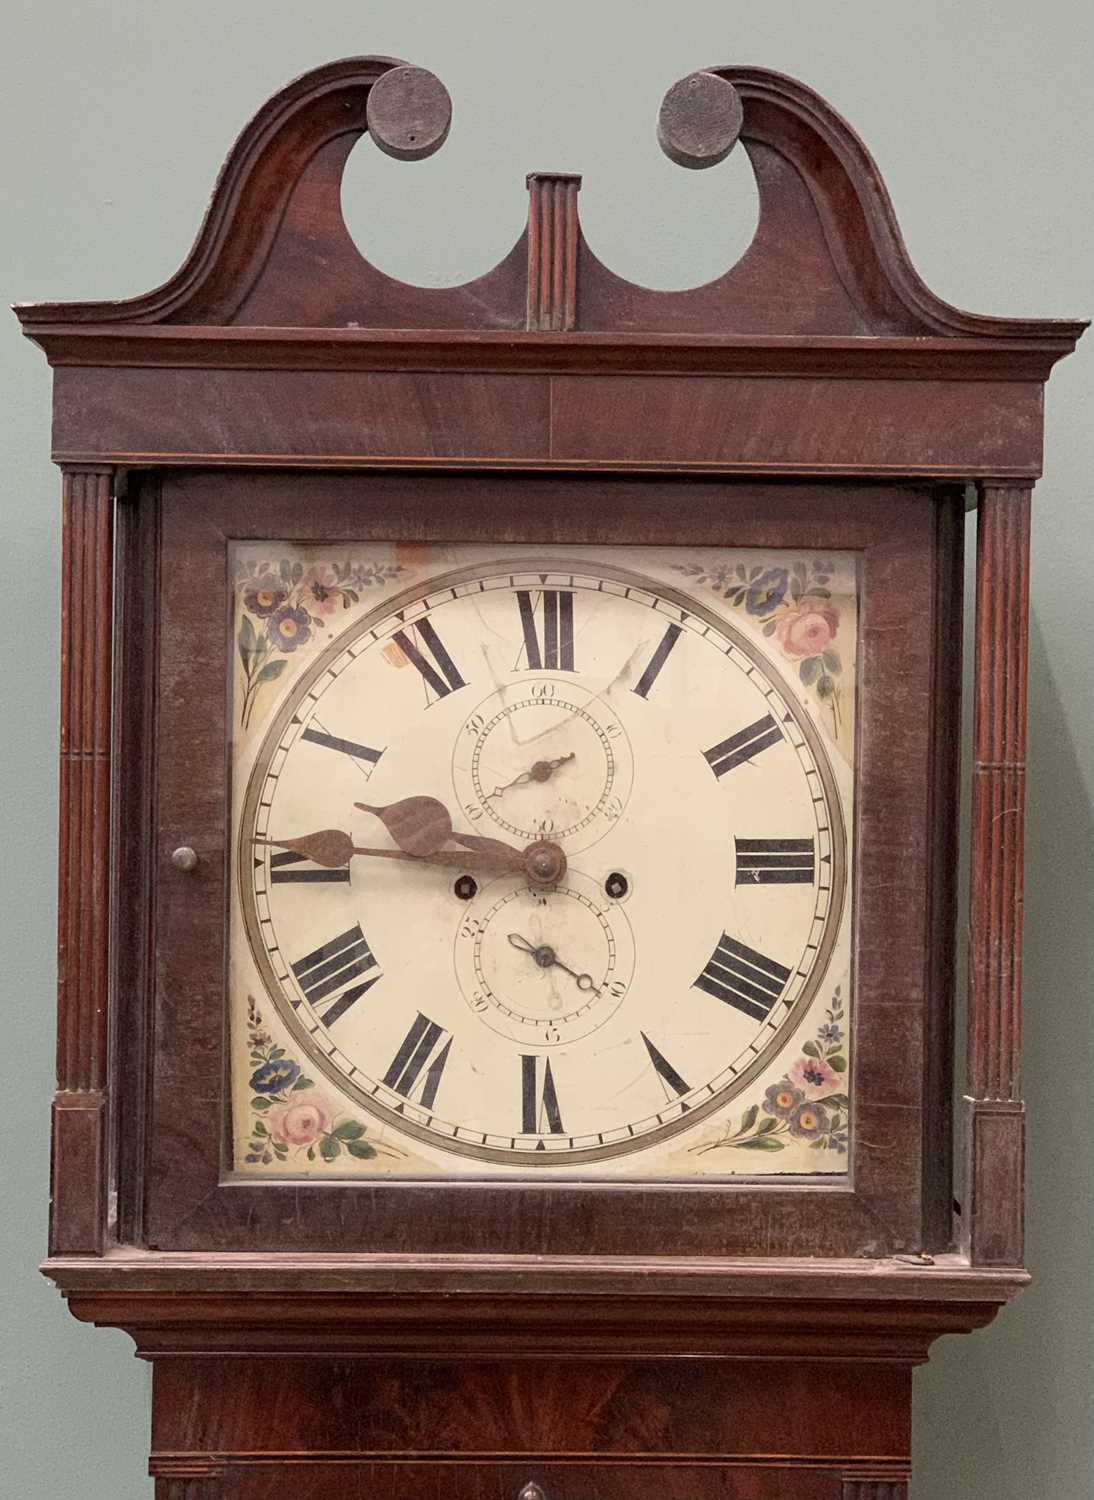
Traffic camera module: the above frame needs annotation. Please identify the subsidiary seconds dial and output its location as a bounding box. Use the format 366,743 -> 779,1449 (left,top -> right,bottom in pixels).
452,680 -> 633,850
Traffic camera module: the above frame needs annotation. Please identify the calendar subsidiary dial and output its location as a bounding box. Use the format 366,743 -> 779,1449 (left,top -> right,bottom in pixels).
234,549 -> 851,1171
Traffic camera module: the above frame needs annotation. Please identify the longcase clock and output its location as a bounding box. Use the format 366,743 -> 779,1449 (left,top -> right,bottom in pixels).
16,55 -> 1085,1500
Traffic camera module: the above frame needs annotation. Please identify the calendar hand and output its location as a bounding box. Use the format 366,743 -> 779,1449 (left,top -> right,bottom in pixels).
507,932 -> 599,993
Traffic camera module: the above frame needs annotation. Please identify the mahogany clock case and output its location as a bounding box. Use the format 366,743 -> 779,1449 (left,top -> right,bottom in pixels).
120,466 -> 960,1258
20,52 -> 1085,1500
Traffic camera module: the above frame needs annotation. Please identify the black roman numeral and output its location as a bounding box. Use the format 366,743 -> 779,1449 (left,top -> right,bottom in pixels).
694,934 -> 791,1022
392,618 -> 466,700
270,848 -> 351,884
633,623 -> 682,698
299,725 -> 383,764
703,714 -> 783,777
641,1032 -> 691,1101
516,589 -> 575,671
382,1013 -> 452,1109
290,924 -> 381,1027
521,1054 -> 564,1136
735,837 -> 816,885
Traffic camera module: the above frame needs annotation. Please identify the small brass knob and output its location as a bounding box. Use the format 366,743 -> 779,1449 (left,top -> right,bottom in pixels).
171,846 -> 199,872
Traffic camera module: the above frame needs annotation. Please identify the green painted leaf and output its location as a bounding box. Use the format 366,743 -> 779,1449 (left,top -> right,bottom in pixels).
762,619 -> 778,637
251,1097 -> 272,1111
346,1139 -> 377,1160
802,1040 -> 821,1059
333,1120 -> 366,1141
822,648 -> 842,674
799,656 -> 822,686
256,659 -> 288,685
238,614 -> 256,671
816,674 -> 835,700
749,565 -> 762,581
734,1136 -> 786,1150
736,563 -> 747,581
272,1142 -> 288,1158
828,1055 -> 847,1072
268,1047 -> 285,1061
825,1093 -> 850,1108
810,587 -> 832,599
758,1116 -> 780,1134
306,1146 -> 315,1162
319,1134 -> 341,1162
292,1075 -> 315,1091
739,1103 -> 759,1134
253,1120 -> 268,1136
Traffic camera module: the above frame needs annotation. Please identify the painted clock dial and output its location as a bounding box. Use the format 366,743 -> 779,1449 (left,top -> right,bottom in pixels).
233,545 -> 854,1174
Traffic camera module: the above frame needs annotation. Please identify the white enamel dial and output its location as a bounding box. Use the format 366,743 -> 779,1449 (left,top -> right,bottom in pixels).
238,555 -> 846,1167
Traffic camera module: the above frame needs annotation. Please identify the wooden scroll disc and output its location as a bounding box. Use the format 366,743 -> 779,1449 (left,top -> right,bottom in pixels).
657,70 -> 743,170
366,64 -> 452,161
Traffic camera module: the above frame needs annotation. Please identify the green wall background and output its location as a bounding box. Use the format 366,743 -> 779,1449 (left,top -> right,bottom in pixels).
3,2 -> 1090,1495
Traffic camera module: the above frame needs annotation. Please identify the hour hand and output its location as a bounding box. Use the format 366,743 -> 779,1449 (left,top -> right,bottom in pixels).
257,828 -> 525,877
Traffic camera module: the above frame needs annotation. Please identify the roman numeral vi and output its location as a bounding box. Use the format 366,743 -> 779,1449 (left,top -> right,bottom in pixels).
521,1054 -> 564,1137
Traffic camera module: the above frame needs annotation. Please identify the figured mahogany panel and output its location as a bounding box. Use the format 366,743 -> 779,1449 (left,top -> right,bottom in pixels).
963,484 -> 1031,1267
52,465 -> 114,1256
146,1355 -> 910,1500
49,365 -> 1043,479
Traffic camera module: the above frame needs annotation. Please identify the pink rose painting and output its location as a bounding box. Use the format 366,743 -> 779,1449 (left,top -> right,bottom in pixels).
269,1095 -> 334,1146
672,555 -> 848,737
775,596 -> 840,660
243,999 -> 382,1167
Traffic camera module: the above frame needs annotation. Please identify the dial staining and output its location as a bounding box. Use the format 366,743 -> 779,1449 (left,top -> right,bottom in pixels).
735,837 -> 816,885
391,617 -> 466,700
521,1054 -> 565,1135
383,1013 -> 453,1109
517,588 -> 575,671
703,713 -> 783,777
291,925 -> 381,1027
694,933 -> 791,1022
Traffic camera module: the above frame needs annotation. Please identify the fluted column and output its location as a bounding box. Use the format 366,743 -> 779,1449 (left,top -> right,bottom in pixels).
962,483 -> 1031,1266
52,464 -> 114,1255
525,172 -> 581,330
